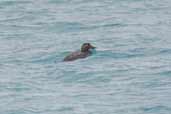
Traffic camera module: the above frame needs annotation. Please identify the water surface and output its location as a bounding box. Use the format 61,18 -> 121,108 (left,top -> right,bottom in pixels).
0,0 -> 171,114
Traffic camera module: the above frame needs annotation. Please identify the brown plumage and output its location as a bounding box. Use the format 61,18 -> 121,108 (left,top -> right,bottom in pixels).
63,43 -> 95,62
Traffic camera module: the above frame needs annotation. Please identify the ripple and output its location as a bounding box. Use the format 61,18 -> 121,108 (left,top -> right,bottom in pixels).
95,50 -> 145,59
0,0 -> 171,114
142,105 -> 171,113
0,0 -> 31,6
159,48 -> 171,55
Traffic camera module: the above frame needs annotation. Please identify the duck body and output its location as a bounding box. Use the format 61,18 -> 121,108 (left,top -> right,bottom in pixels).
63,43 -> 95,62
63,50 -> 91,61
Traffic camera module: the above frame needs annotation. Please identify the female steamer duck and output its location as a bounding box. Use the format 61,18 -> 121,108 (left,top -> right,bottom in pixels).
63,43 -> 95,61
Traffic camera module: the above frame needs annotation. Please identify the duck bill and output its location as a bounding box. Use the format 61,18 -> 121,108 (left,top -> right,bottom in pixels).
90,45 -> 96,49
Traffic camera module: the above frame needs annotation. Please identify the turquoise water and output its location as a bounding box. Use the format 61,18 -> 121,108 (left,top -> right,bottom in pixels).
0,0 -> 171,114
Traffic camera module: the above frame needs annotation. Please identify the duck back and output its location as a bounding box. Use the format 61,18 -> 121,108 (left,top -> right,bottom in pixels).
63,51 -> 91,61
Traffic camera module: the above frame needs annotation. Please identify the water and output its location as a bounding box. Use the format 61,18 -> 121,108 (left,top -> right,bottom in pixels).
0,0 -> 171,114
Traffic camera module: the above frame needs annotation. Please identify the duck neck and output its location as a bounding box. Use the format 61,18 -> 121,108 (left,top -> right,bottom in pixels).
81,49 -> 89,52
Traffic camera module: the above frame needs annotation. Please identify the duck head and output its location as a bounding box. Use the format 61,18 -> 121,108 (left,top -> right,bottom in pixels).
81,43 -> 96,52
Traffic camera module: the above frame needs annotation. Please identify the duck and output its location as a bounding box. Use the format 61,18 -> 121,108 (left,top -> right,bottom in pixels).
63,43 -> 95,61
